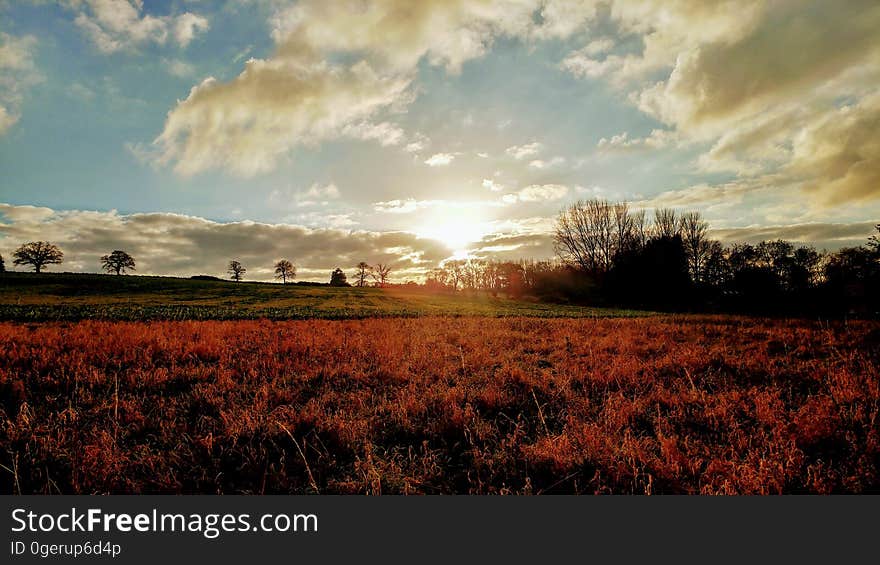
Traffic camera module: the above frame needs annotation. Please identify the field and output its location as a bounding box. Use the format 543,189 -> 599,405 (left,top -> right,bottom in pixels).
0,273 -> 646,321
1,313 -> 878,494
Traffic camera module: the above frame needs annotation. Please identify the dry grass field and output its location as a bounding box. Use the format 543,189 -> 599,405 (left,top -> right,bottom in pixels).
1,316 -> 877,494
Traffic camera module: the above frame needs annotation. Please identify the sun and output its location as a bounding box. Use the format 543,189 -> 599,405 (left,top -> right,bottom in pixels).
416,206 -> 490,254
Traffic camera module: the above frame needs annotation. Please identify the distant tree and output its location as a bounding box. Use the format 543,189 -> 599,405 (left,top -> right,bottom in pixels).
100,250 -> 136,275
330,268 -> 349,286
228,260 -> 246,282
13,241 -> 63,273
355,262 -> 372,287
0,253 -> 5,273
680,212 -> 711,283
702,241 -> 730,287
868,224 -> 880,255
274,259 -> 296,284
653,208 -> 680,239
554,199 -> 641,274
372,263 -> 391,287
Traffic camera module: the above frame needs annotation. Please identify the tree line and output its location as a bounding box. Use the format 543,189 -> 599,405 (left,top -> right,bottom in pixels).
422,200 -> 878,316
2,204 -> 877,316
0,241 -> 394,288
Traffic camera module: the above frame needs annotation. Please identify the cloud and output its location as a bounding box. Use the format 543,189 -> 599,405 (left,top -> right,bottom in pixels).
372,199 -> 438,214
482,179 -> 504,192
424,152 -> 455,167
173,12 -> 209,48
505,141 -> 543,160
711,221 -> 879,250
528,156 -> 565,169
0,32 -> 40,135
153,0 -> 546,176
162,58 -> 195,78
73,0 -> 209,53
597,129 -> 675,152
544,0 -> 880,208
0,203 -> 451,280
154,60 -> 411,176
504,184 -> 569,204
341,121 -> 405,146
269,182 -> 342,209
788,92 -> 880,205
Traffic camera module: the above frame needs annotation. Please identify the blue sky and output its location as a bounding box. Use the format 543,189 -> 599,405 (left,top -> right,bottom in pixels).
1,1 -> 878,280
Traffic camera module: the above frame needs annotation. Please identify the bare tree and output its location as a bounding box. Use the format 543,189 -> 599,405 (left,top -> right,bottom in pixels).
632,209 -> 649,249
653,208 -> 681,239
680,212 -> 710,283
445,259 -> 466,290
372,263 -> 391,287
355,262 -> 372,287
101,250 -> 136,275
554,199 -> 635,274
13,241 -> 64,273
274,259 -> 296,284
228,260 -> 246,282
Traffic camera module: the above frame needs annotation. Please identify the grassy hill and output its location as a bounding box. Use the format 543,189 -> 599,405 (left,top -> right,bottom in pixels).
0,272 -> 651,321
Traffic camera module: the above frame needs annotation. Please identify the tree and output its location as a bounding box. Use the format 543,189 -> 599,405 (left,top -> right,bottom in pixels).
372,263 -> 391,287
274,259 -> 296,284
0,253 -> 5,273
554,199 -> 640,274
330,268 -> 349,286
653,208 -> 680,239
868,224 -> 879,255
680,212 -> 711,283
355,262 -> 372,287
100,250 -> 136,275
228,260 -> 246,282
13,241 -> 63,273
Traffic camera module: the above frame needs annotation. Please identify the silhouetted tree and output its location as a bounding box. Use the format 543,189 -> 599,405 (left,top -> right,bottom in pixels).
101,250 -> 136,275
681,212 -> 711,283
228,260 -> 246,282
330,268 -> 349,286
608,234 -> 690,308
13,241 -> 63,273
355,262 -> 372,287
653,208 -> 681,239
0,253 -> 5,273
867,224 -> 880,254
274,259 -> 295,284
372,263 -> 391,287
554,199 -> 631,274
702,241 -> 730,288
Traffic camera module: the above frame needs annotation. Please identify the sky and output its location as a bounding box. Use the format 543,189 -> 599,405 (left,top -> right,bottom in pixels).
1,0 -> 878,281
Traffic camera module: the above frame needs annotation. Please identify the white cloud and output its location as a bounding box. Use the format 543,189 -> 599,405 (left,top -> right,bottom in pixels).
372,199 -> 435,214
528,156 -> 565,169
173,12 -> 209,48
162,58 -> 195,77
596,129 -> 675,151
73,0 -> 209,53
0,32 -> 40,135
268,182 -> 341,209
424,152 -> 455,167
505,141 -> 543,160
341,121 -> 405,146
155,60 -> 411,176
504,184 -> 569,204
482,178 -> 504,192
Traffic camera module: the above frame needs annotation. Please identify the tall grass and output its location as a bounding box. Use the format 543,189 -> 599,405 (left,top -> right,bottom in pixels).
0,316 -> 877,493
